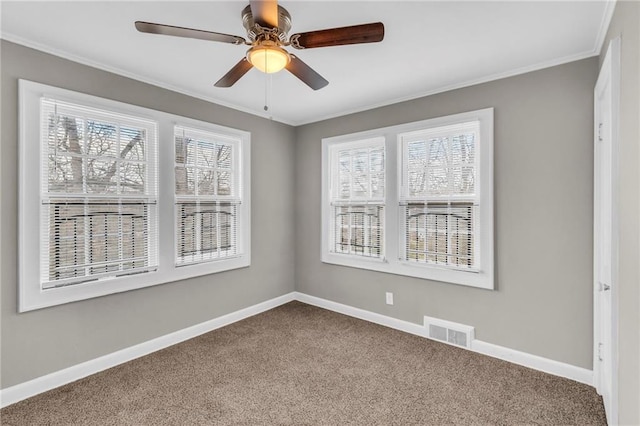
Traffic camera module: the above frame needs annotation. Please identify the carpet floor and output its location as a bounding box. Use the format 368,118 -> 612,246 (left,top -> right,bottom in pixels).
1,301 -> 606,425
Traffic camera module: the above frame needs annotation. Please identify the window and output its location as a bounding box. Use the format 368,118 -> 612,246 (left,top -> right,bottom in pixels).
322,109 -> 493,289
174,126 -> 242,265
40,97 -> 159,289
327,138 -> 385,259
399,121 -> 479,270
19,80 -> 250,311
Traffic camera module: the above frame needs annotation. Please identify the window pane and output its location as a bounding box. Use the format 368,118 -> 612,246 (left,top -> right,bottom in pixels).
450,133 -> 475,167
332,205 -> 384,258
427,167 -> 449,195
48,155 -> 83,193
427,137 -> 449,168
404,202 -> 474,268
175,136 -> 187,165
408,169 -> 426,197
452,167 -> 475,194
407,141 -> 427,197
47,114 -> 85,155
175,166 -> 195,195
44,200 -> 152,288
86,159 -> 118,193
176,201 -> 238,265
120,161 -> 145,194
352,150 -> 368,198
197,169 -> 215,195
120,127 -> 146,161
197,139 -> 216,168
338,151 -> 351,199
370,147 -> 384,198
217,171 -> 231,196
186,138 -> 197,165
86,121 -> 118,157
405,130 -> 476,198
45,109 -> 150,197
217,144 -> 232,169
335,144 -> 385,200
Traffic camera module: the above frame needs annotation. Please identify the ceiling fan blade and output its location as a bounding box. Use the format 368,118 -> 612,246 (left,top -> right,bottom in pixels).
250,0 -> 279,28
286,55 -> 329,91
290,22 -> 384,49
135,21 -> 246,45
214,58 -> 254,88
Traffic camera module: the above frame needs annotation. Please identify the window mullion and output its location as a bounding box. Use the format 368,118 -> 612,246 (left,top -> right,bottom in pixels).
216,202 -> 221,258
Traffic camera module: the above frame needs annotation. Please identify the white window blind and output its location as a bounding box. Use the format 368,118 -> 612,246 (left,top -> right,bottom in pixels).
41,98 -> 158,288
328,138 -> 385,258
400,121 -> 480,270
174,126 -> 242,265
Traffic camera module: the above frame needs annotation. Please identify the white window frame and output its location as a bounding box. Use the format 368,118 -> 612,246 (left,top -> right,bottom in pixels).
39,97 -> 160,289
173,125 -> 245,266
19,80 -> 251,312
326,137 -> 386,260
321,108 -> 493,289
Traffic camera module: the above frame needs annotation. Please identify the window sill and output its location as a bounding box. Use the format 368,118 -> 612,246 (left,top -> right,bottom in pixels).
322,253 -> 493,290
20,255 -> 250,312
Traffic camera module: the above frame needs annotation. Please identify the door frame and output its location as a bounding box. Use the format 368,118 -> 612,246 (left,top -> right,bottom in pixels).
593,36 -> 620,425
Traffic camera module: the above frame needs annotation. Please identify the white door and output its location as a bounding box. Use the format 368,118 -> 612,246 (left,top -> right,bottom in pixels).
594,37 -> 619,425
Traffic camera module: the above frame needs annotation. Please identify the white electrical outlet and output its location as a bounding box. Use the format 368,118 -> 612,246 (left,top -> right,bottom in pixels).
385,292 -> 394,305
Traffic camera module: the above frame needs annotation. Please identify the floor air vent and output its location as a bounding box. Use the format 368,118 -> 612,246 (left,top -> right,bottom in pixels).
423,316 -> 475,349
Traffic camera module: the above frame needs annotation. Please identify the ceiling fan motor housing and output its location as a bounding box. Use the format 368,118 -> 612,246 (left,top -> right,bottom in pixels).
241,4 -> 292,43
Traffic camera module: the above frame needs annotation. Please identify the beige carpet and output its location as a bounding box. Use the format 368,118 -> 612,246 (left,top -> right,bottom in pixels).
1,301 -> 606,425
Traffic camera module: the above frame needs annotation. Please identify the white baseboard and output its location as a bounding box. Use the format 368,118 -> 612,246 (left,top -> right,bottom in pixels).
294,292 -> 593,386
471,340 -> 593,386
294,292 -> 429,338
0,292 -> 296,408
1,290 -> 593,408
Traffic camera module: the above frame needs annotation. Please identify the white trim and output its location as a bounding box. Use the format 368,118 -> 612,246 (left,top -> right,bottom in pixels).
294,292 -> 593,386
0,291 -> 594,408
0,33 -> 286,124
593,36 -> 620,426
0,32 -> 603,127
594,1 -> 617,56
471,340 -> 593,386
0,292 -> 295,408
295,292 -> 428,338
302,50 -> 599,127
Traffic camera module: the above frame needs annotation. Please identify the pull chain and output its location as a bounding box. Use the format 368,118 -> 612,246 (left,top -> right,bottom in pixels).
264,72 -> 273,119
264,50 -> 269,112
264,70 -> 269,112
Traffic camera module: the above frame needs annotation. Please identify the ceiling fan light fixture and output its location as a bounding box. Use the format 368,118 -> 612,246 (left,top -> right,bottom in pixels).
247,43 -> 290,73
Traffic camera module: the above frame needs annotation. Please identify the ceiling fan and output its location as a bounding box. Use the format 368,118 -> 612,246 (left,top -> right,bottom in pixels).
135,0 -> 384,90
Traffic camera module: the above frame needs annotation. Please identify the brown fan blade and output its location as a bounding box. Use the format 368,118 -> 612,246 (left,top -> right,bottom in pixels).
214,58 -> 254,88
250,0 -> 279,28
286,55 -> 329,90
135,21 -> 246,45
290,22 -> 384,49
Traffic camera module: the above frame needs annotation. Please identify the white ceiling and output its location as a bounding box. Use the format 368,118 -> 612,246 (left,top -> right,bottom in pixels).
1,1 -> 613,125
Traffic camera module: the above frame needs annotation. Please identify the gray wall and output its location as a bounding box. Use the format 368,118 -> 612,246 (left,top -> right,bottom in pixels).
0,37 -> 609,393
295,58 -> 598,369
0,40 -> 296,388
600,1 -> 640,424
